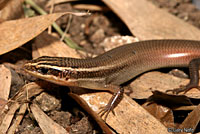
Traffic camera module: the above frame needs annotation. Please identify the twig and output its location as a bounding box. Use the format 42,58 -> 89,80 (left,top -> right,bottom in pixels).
24,0 -> 83,50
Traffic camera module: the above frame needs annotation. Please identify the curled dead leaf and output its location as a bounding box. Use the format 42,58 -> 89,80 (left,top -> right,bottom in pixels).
0,12 -> 89,55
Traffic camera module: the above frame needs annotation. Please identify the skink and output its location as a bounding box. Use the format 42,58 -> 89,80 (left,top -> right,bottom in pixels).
24,39 -> 200,119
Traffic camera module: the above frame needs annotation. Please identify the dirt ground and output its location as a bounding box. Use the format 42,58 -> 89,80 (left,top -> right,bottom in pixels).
1,0 -> 200,134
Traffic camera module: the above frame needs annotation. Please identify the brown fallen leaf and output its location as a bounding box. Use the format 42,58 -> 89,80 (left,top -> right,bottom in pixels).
0,98 -> 7,113
80,93 -> 170,134
32,32 -> 80,58
7,103 -> 27,134
0,82 -> 47,134
149,91 -> 193,107
46,0 -> 80,7
143,102 -> 174,128
0,0 -> 10,10
0,0 -> 24,21
69,93 -> 113,134
30,103 -> 68,134
129,71 -> 200,99
102,0 -> 200,40
0,12 -> 83,55
176,104 -> 200,134
173,106 -> 197,111
0,102 -> 20,134
0,64 -> 11,100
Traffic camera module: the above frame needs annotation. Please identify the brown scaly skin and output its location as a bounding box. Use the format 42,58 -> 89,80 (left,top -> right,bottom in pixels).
24,39 -> 200,120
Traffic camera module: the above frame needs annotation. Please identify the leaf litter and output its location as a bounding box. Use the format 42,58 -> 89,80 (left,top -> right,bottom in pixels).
0,0 -> 200,133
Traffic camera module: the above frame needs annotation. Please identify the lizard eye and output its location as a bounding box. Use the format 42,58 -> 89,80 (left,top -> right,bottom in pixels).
38,68 -> 49,74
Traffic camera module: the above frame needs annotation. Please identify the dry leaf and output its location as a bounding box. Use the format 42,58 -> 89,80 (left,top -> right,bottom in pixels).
0,65 -> 11,100
80,93 -> 170,134
149,91 -> 193,107
12,82 -> 45,102
0,12 -> 80,55
0,82 -> 53,134
0,98 -> 7,112
32,32 -> 79,58
7,103 -> 27,134
173,105 -> 197,111
178,104 -> 200,133
0,0 -> 24,21
46,0 -> 80,7
150,91 -> 193,105
30,103 -> 68,134
69,93 -> 113,134
102,0 -> 200,40
0,82 -> 45,131
143,102 -> 172,119
143,102 -> 174,128
129,71 -> 200,99
0,0 -> 10,10
0,102 -> 20,134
